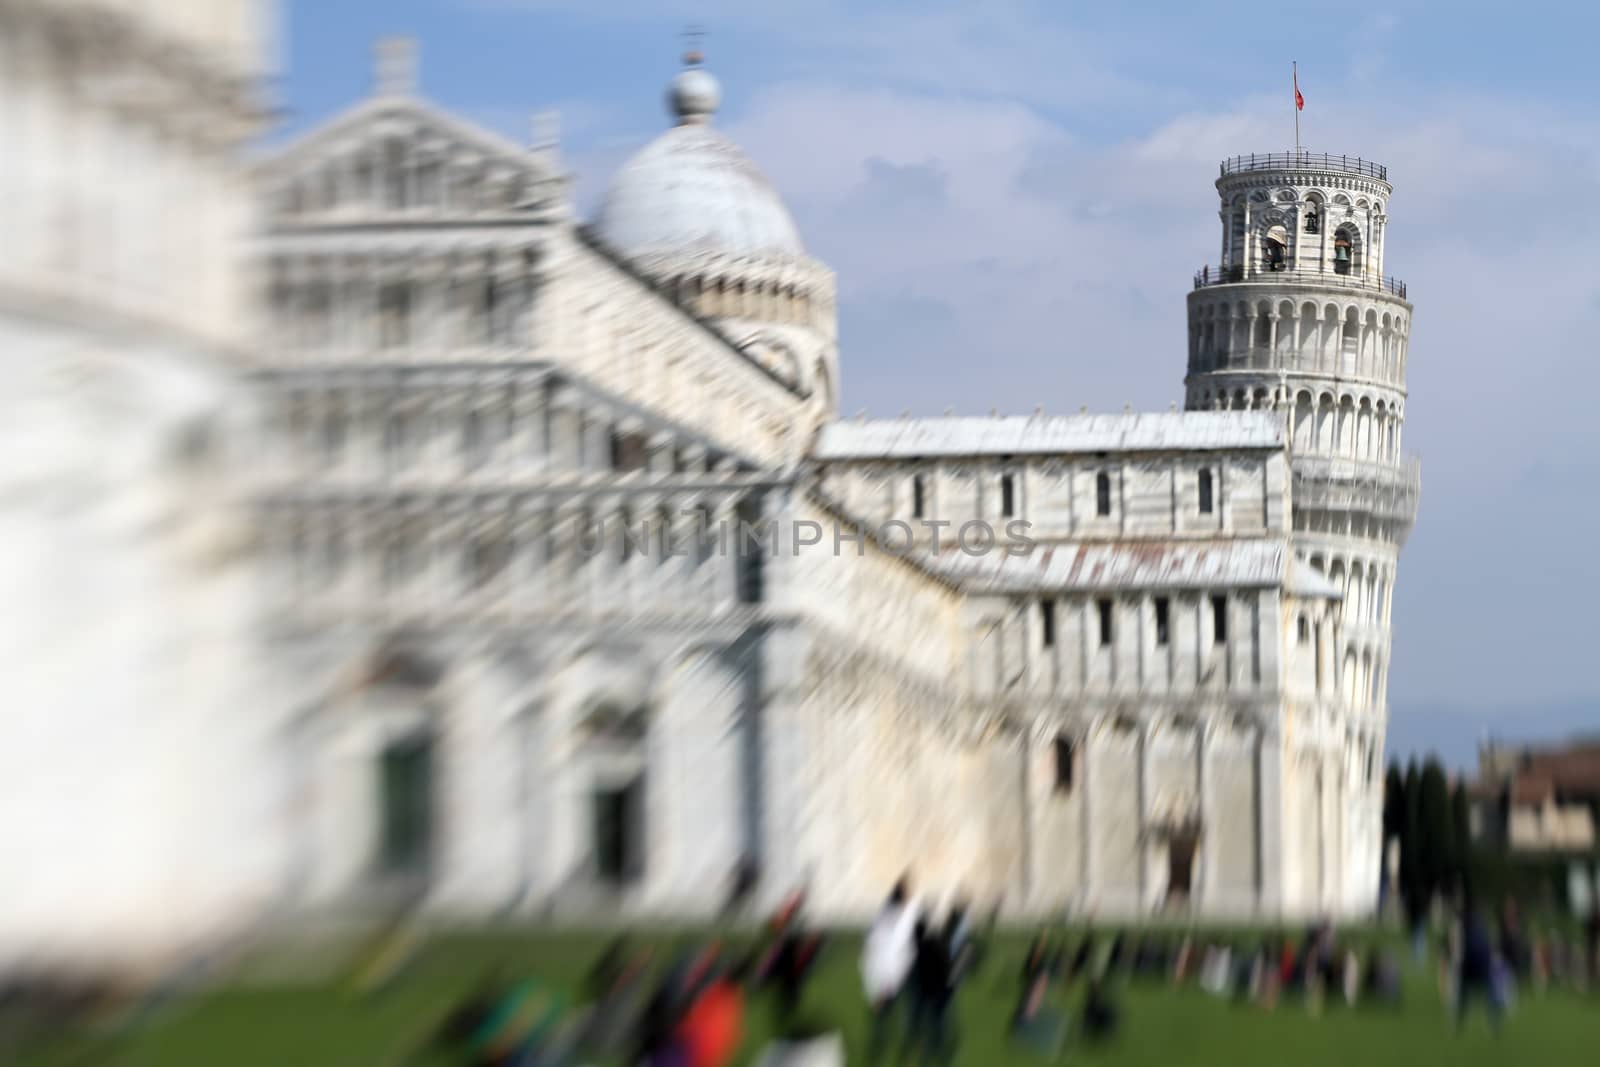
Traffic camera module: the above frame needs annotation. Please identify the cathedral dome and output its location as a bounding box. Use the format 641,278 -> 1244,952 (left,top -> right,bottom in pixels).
594,58 -> 805,263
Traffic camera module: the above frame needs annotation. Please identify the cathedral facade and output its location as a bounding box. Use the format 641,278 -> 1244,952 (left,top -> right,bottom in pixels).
0,13 -> 1420,968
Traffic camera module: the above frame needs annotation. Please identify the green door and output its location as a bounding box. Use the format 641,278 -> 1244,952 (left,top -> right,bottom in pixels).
378,736 -> 433,876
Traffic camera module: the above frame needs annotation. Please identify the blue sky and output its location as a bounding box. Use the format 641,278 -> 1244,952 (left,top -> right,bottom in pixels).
278,0 -> 1600,767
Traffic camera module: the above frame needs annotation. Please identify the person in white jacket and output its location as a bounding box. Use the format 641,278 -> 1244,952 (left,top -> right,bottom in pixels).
861,877 -> 919,1063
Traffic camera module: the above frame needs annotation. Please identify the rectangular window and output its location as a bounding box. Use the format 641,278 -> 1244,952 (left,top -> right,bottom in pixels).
1053,735 -> 1076,794
1040,600 -> 1056,647
1211,595 -> 1228,642
1198,468 -> 1214,514
610,430 -> 649,472
322,411 -> 345,461
1095,472 -> 1112,517
1155,597 -> 1170,646
477,279 -> 499,344
1314,622 -> 1324,691
1001,474 -> 1016,518
1298,615 -> 1310,644
378,282 -> 411,348
1097,598 -> 1113,646
912,475 -> 926,519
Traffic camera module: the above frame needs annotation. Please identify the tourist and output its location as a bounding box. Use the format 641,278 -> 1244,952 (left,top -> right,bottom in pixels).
722,857 -> 760,920
675,957 -> 750,1067
1068,934 -> 1095,983
1453,896 -> 1503,1034
1081,975 -> 1120,1044
1008,952 -> 1068,1059
861,876 -> 919,1064
757,891 -> 825,1037
905,915 -> 954,1065
1498,896 -> 1527,983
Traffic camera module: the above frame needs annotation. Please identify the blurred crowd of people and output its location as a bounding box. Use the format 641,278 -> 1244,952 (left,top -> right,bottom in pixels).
431,888 -> 828,1067
422,875 -> 1600,1065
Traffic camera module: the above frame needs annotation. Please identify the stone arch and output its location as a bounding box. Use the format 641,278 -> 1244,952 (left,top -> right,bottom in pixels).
1333,221 -> 1362,275
1293,389 -> 1315,449
811,358 -> 835,414
1357,397 -> 1374,460
1295,300 -> 1317,362
1316,392 -> 1337,452
1336,395 -> 1357,457
1341,306 -> 1361,363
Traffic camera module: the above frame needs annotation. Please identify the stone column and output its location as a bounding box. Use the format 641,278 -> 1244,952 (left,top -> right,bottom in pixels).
1256,725 -> 1283,916
1196,721 -> 1215,911
1136,722 -> 1150,913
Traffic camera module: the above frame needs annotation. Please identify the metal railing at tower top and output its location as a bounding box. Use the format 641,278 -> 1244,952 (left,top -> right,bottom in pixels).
1193,264 -> 1407,300
1219,152 -> 1388,181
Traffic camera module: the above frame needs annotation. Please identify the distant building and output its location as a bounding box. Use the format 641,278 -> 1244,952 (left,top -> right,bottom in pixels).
1472,739 -> 1600,854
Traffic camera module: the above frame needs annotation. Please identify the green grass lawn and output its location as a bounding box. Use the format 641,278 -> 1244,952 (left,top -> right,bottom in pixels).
16,926 -> 1599,1066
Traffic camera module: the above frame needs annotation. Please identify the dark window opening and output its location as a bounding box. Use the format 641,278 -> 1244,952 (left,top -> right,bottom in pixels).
1095,472 -> 1112,517
1314,622 -> 1324,690
377,736 -> 433,876
1001,474 -> 1016,518
1040,600 -> 1056,647
1198,468 -> 1214,514
1264,237 -> 1286,271
1155,597 -> 1170,646
594,777 -> 645,885
610,430 -> 649,472
323,413 -> 345,460
1298,615 -> 1310,644
1053,735 -> 1076,794
1097,598 -> 1114,646
736,503 -> 765,604
912,475 -> 926,519
462,410 -> 485,467
1211,595 -> 1228,642
1334,233 -> 1353,275
1304,209 -> 1320,234
378,283 -> 411,348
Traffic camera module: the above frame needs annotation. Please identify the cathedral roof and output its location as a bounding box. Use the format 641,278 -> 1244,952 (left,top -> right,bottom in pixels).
813,411 -> 1284,461
593,57 -> 806,264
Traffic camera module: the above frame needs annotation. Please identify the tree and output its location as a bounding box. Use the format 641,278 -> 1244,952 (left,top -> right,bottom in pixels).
1401,759 -> 1425,928
1383,762 -> 1406,845
1451,781 -> 1474,896
1418,758 -> 1455,904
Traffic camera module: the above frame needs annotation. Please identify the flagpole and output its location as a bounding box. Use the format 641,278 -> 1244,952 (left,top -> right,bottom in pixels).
1293,60 -> 1300,155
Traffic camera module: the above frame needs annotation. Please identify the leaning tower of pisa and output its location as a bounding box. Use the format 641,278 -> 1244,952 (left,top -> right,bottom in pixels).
1183,151 -> 1420,914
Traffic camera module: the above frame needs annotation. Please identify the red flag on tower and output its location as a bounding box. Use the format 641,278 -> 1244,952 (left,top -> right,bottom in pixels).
1295,67 -> 1304,111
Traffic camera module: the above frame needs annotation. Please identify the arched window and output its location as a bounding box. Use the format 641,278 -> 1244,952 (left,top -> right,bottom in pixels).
1095,472 -> 1112,516
1304,206 -> 1320,234
1264,227 -> 1287,271
1197,468 -> 1214,514
1333,230 -> 1354,275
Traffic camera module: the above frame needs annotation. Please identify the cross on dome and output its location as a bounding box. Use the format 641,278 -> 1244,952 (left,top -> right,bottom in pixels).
669,30 -> 720,125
